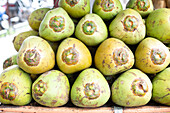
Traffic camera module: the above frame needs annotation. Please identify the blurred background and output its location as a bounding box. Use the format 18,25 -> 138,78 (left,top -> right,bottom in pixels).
0,0 -> 54,32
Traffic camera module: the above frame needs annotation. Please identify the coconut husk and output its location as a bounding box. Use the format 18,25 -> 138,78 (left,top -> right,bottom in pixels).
153,0 -> 166,9
166,0 -> 170,7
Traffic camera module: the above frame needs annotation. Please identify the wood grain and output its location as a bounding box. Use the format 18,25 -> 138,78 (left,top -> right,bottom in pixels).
152,0 -> 167,9
0,105 -> 170,113
166,0 -> 170,7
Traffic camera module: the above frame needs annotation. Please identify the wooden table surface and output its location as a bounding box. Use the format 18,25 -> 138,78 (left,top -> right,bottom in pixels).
0,104 -> 170,113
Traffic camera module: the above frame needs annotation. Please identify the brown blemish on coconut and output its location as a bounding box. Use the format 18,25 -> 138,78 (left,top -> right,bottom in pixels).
57,75 -> 61,81
126,101 -> 130,105
60,94 -> 66,100
51,100 -> 57,106
76,87 -> 81,91
102,60 -> 105,67
129,72 -> 137,77
44,25 -> 47,29
39,99 -> 47,105
153,93 -> 170,100
166,88 -> 170,91
73,95 -> 86,106
84,0 -> 87,7
59,72 -> 65,76
82,7 -> 85,10
19,72 -> 22,76
41,10 -> 44,14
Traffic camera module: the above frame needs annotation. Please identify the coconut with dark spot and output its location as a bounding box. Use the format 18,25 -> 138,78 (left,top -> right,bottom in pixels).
59,0 -> 90,18
94,38 -> 134,76
17,36 -> 55,74
13,30 -> 39,52
135,37 -> 170,74
0,65 -> 32,106
32,70 -> 70,107
92,0 -> 123,21
146,8 -> 170,44
111,69 -> 152,107
39,7 -> 75,42
3,54 -> 18,70
71,68 -> 110,107
56,37 -> 92,74
152,67 -> 170,106
28,8 -> 51,31
126,0 -> 154,17
109,8 -> 146,45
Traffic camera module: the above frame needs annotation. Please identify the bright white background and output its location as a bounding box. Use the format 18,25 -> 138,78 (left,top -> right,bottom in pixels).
0,22 -> 32,73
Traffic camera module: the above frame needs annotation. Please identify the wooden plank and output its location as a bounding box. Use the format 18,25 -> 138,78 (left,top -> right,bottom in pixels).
0,105 -> 170,113
0,106 -> 114,113
124,105 -> 170,113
